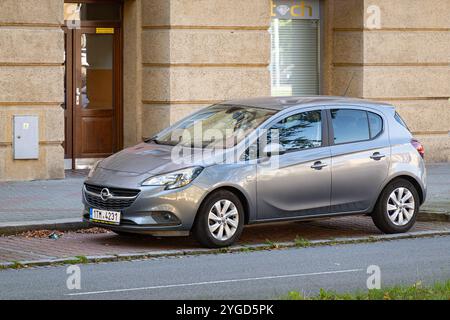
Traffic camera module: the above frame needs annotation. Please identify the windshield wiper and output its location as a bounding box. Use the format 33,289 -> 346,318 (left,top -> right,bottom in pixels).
145,137 -> 162,145
145,137 -> 180,146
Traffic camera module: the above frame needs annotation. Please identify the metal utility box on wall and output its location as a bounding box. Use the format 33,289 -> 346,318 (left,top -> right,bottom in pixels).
13,116 -> 39,160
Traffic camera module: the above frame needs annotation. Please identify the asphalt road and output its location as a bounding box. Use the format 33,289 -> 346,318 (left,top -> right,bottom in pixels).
0,236 -> 449,300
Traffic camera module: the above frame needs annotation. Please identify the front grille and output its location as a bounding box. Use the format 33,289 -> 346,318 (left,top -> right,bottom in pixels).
85,184 -> 140,197
84,184 -> 140,210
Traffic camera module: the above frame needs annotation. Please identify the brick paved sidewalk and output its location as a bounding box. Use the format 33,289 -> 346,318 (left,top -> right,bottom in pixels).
422,163 -> 450,213
0,164 -> 448,231
0,170 -> 86,227
0,216 -> 449,265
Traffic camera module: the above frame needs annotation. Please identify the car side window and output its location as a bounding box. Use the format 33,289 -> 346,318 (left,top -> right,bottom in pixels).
331,109 -> 370,144
368,112 -> 383,138
268,110 -> 322,152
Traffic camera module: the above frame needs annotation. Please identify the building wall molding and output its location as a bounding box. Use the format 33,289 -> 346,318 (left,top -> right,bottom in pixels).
0,102 -> 62,106
333,63 -> 449,67
0,63 -> 64,67
0,23 -> 61,28
333,28 -> 450,32
142,63 -> 269,68
412,131 -> 449,136
0,141 -> 62,146
142,25 -> 268,31
142,100 -> 222,105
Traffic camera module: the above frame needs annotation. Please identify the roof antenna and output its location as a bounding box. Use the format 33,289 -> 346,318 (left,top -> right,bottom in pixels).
342,72 -> 355,97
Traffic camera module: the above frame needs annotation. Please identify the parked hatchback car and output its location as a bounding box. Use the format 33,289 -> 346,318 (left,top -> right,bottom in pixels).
83,96 -> 426,248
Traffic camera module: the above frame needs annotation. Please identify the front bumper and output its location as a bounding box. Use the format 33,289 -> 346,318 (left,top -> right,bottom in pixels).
82,181 -> 207,235
82,219 -> 191,236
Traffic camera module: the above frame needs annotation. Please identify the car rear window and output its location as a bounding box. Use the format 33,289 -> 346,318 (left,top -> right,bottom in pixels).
368,112 -> 383,138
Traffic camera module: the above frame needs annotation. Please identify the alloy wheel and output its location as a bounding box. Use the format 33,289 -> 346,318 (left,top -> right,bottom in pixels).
386,187 -> 415,226
208,200 -> 239,241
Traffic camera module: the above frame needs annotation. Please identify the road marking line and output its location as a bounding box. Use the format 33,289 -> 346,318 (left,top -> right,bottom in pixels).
66,268 -> 364,296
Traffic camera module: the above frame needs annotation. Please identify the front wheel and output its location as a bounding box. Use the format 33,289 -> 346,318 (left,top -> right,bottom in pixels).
193,190 -> 244,248
372,179 -> 419,234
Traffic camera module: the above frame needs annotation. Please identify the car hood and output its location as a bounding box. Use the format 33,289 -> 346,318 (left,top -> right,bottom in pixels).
99,142 -> 215,175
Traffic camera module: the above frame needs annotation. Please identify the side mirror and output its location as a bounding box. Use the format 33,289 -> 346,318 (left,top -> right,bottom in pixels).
263,143 -> 286,157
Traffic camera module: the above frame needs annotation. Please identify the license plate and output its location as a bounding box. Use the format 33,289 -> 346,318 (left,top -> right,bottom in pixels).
90,208 -> 121,225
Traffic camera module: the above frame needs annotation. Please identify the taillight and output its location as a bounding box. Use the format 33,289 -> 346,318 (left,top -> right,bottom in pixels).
411,139 -> 425,158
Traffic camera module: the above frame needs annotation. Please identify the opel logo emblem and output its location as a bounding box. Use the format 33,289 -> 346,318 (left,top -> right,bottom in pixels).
100,188 -> 112,201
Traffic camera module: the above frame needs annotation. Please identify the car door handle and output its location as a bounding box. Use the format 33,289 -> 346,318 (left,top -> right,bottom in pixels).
311,161 -> 327,170
370,152 -> 386,160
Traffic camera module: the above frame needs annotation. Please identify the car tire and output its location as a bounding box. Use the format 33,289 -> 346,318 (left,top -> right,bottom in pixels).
193,190 -> 245,248
372,179 -> 419,234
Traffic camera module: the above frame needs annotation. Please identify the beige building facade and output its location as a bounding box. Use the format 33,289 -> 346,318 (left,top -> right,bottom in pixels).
0,0 -> 449,181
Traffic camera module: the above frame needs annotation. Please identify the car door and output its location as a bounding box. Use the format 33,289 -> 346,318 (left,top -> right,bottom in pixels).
256,108 -> 331,220
328,107 -> 390,213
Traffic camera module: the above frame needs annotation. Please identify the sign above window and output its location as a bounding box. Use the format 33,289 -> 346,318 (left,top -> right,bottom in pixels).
271,0 -> 320,20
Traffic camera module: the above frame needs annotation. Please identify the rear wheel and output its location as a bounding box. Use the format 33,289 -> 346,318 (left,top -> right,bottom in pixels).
193,190 -> 244,248
372,179 -> 419,233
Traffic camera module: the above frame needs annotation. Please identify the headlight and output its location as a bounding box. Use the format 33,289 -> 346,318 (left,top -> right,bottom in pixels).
142,167 -> 203,189
88,160 -> 102,178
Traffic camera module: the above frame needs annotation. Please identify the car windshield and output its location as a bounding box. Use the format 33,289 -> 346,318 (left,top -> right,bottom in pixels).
150,104 -> 276,149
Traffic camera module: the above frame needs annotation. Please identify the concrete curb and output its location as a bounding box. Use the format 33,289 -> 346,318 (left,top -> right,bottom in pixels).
1,229 -> 449,270
0,219 -> 88,236
418,210 -> 450,222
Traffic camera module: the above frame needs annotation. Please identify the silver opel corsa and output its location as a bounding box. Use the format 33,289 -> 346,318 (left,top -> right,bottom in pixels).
83,97 -> 427,248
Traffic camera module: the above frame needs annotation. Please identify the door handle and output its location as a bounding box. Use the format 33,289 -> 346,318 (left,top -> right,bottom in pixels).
311,161 -> 327,170
370,152 -> 386,160
76,88 -> 81,105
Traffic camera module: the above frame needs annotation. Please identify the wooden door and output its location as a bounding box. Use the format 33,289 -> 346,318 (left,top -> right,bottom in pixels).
73,26 -> 121,159
63,1 -> 123,169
